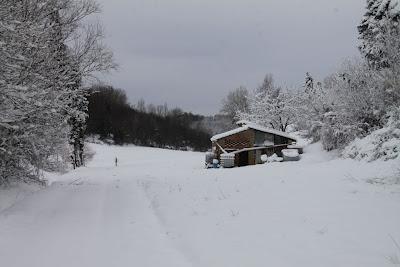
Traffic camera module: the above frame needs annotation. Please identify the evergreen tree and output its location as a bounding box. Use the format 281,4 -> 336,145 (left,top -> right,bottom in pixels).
46,6 -> 86,169
45,1 -> 115,169
358,0 -> 400,68
304,72 -> 314,94
67,81 -> 88,169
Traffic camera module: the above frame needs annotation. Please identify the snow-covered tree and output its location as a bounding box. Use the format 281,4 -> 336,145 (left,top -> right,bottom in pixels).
46,4 -> 85,169
256,73 -> 275,97
317,60 -> 389,150
0,0 -> 68,183
322,0 -> 400,156
291,73 -> 329,141
238,75 -> 296,132
0,0 -> 115,184
304,72 -> 314,94
377,22 -> 400,105
358,0 -> 400,68
47,1 -> 115,168
342,105 -> 400,161
293,60 -> 394,151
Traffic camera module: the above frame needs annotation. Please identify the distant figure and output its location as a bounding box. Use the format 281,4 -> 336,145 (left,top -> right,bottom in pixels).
115,157 -> 118,167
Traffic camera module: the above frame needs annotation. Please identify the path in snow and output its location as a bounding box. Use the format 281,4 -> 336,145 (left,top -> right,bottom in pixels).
0,146 -> 198,267
0,143 -> 399,267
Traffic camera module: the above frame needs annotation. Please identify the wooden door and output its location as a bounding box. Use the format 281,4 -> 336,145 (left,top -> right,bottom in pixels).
238,152 -> 249,167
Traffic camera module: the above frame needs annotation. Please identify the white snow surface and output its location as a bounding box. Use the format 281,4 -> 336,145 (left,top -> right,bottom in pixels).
1,143 -> 400,267
0,183 -> 42,213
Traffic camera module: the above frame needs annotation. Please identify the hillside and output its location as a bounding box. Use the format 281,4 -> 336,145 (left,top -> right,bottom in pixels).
86,86 -> 211,151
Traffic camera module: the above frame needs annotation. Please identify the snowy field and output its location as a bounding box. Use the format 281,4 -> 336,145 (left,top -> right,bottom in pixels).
1,143 -> 400,267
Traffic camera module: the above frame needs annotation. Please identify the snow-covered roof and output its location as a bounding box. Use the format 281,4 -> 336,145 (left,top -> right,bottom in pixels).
247,123 -> 297,141
211,126 -> 248,142
210,122 -> 297,142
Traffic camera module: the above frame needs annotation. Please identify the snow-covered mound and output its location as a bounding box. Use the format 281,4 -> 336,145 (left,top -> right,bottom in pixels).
282,149 -> 301,162
261,153 -> 283,163
342,126 -> 400,161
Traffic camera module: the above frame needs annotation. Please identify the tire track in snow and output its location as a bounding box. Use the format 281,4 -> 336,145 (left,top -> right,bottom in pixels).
137,176 -> 195,267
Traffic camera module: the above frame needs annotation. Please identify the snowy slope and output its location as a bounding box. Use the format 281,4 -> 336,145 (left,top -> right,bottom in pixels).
0,143 -> 399,267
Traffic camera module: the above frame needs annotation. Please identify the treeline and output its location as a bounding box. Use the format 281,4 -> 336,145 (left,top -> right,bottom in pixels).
86,86 -> 211,151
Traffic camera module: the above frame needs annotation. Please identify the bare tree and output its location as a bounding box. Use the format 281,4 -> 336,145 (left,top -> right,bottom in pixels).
156,103 -> 169,117
220,86 -> 250,122
136,99 -> 146,112
147,104 -> 157,114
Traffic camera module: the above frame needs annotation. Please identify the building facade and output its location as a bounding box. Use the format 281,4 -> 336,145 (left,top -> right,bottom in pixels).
211,122 -> 297,167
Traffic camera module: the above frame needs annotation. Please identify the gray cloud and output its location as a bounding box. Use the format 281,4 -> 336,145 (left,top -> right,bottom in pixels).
97,0 -> 366,114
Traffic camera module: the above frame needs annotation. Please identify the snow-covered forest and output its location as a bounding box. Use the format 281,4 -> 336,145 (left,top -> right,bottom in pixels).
220,0 -> 400,161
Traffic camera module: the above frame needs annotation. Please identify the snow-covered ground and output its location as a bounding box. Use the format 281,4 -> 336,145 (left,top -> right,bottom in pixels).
1,143 -> 400,267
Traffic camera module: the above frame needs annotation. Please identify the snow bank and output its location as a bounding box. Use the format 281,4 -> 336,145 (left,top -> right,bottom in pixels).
342,126 -> 400,161
0,183 -> 42,213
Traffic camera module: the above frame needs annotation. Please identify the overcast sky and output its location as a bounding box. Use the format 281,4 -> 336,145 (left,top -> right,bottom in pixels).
96,0 -> 366,115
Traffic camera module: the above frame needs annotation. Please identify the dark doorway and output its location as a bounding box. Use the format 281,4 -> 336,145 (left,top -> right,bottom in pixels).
238,152 -> 249,167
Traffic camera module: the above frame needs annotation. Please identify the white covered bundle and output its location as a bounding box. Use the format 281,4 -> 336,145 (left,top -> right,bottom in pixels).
261,153 -> 283,163
282,149 -> 300,161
